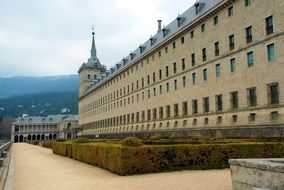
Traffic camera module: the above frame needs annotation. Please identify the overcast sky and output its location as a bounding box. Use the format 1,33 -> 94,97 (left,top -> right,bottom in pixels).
0,0 -> 196,77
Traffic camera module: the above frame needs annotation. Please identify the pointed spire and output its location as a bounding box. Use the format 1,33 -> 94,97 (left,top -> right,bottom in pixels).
91,27 -> 97,58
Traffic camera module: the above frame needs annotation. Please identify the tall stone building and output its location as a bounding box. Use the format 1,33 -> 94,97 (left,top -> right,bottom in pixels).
78,0 -> 284,138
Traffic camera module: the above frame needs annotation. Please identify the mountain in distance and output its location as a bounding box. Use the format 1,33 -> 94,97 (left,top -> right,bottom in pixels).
0,75 -> 79,98
0,91 -> 78,118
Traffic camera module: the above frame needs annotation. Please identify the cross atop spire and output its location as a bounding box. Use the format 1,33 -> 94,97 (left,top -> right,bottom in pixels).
91,26 -> 97,58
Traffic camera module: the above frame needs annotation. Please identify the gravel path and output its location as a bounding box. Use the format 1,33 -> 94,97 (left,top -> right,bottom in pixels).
6,143 -> 232,190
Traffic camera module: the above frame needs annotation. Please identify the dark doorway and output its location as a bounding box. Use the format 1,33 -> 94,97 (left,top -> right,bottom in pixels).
14,135 -> 19,143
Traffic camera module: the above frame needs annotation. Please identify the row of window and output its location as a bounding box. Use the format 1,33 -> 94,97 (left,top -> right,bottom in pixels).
83,110 -> 280,133
81,42 -> 276,114
82,83 -> 280,127
84,1 -> 270,97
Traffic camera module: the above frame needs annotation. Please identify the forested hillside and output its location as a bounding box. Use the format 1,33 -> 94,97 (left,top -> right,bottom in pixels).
0,91 -> 78,118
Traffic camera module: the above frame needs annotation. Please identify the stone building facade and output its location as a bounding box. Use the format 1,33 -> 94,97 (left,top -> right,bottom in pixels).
78,0 -> 284,137
58,115 -> 80,139
11,115 -> 78,143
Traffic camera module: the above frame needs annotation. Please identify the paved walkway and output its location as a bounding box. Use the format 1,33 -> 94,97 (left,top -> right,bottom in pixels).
5,143 -> 232,190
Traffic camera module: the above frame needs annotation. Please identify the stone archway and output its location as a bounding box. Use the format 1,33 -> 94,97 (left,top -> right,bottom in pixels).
53,134 -> 57,140
49,134 -> 52,140
32,134 -> 36,140
28,135 -> 31,141
41,134 -> 45,140
37,134 -> 41,140
14,135 -> 19,143
19,135 -> 24,142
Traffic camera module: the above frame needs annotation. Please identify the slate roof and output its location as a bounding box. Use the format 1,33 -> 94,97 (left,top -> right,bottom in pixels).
82,0 -> 224,96
13,115 -> 78,125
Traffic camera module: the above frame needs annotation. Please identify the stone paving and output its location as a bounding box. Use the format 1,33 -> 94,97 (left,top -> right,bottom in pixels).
5,143 -> 232,190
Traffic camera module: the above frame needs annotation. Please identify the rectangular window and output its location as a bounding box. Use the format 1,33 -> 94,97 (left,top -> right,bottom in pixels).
166,82 -> 169,92
147,109 -> 151,121
159,69 -> 162,80
267,43 -> 275,61
192,73 -> 196,85
228,6 -> 233,17
229,35 -> 235,50
136,112 -> 140,122
153,88 -> 156,96
165,47 -> 168,53
230,58 -> 236,73
174,104 -> 179,117
216,64 -> 221,77
141,78 -> 144,88
192,100 -> 198,114
153,108 -> 157,120
148,90 -> 150,98
231,91 -> 239,109
244,0 -> 251,6
147,75 -> 150,85
216,95 -> 223,111
159,107 -> 163,119
142,111 -> 145,121
247,51 -> 254,67
203,97 -> 210,113
213,15 -> 218,25
268,83 -> 279,105
166,105 -> 171,118
173,62 -> 177,74
182,58 -> 185,70
160,85 -> 163,94
183,76 -> 187,87
271,111 -> 279,121
202,48 -> 207,62
249,113 -> 256,122
190,30 -> 194,38
166,66 -> 169,77
191,53 -> 196,66
266,15 -> 274,35
201,23 -> 205,32
214,41 -> 220,56
248,88 -> 257,107
172,42 -> 176,49
182,101 -> 188,116
153,73 -> 156,83
174,79 -> 177,90
203,69 -> 208,81
246,26 -> 252,43
181,36 -> 185,44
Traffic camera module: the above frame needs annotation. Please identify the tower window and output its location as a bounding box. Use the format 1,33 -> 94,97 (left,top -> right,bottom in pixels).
213,15 -> 218,25
228,6 -> 234,17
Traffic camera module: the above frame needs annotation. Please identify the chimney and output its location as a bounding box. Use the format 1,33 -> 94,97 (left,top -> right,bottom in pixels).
157,20 -> 162,33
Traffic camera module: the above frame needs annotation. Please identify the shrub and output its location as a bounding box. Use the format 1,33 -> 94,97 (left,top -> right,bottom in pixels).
121,137 -> 143,147
56,138 -> 66,142
42,141 -> 53,149
74,138 -> 90,144
52,141 -> 284,176
53,142 -> 72,157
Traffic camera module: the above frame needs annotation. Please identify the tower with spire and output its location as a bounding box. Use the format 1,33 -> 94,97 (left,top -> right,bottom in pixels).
78,29 -> 106,97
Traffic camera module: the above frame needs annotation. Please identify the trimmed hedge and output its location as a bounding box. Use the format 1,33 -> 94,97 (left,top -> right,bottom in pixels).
121,137 -> 143,147
121,143 -> 284,175
53,142 -> 73,158
53,141 -> 284,175
42,141 -> 53,149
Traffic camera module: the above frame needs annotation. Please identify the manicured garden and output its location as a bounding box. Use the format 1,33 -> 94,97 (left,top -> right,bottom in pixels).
52,137 -> 284,175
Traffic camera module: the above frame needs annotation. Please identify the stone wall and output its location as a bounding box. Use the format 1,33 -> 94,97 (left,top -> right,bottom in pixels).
82,125 -> 284,139
229,158 -> 284,190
